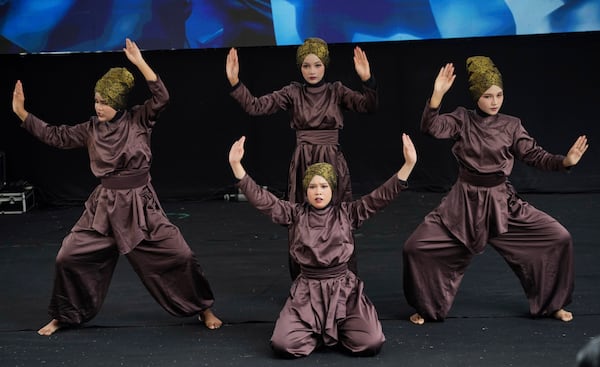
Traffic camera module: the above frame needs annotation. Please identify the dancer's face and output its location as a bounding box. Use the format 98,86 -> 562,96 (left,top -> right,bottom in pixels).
301,54 -> 325,85
306,175 -> 332,209
477,85 -> 504,115
94,93 -> 117,122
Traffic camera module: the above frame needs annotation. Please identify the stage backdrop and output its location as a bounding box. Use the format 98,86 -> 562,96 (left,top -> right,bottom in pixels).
1,31 -> 599,206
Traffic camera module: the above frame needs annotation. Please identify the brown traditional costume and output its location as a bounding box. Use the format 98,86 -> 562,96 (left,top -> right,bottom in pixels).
22,71 -> 215,325
402,56 -> 573,321
236,164 -> 408,357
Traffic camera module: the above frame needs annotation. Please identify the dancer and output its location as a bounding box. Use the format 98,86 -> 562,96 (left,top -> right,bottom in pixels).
226,37 -> 377,279
403,56 -> 588,325
11,38 -> 221,335
228,133 -> 416,357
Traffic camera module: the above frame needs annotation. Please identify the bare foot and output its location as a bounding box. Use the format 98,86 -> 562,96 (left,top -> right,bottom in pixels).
38,319 -> 62,336
199,309 -> 222,329
553,308 -> 573,322
409,313 -> 425,325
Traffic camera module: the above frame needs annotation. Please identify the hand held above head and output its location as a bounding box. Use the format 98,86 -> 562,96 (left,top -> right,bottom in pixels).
124,38 -> 144,66
226,48 -> 240,86
229,136 -> 247,179
563,135 -> 589,167
123,38 -> 156,82
430,63 -> 456,108
353,46 -> 371,82
12,80 -> 28,122
397,133 -> 417,182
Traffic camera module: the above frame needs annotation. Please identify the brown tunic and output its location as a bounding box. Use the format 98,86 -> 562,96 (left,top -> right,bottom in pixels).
420,102 -> 566,254
230,80 -> 377,203
23,78 -> 169,254
231,79 -> 377,279
237,173 -> 407,357
21,77 -> 215,324
402,101 -> 574,320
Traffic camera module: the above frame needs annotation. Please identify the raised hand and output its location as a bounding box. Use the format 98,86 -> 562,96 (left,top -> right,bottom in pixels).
12,80 -> 28,122
433,63 -> 456,96
430,63 -> 456,108
397,133 -> 417,182
226,48 -> 240,86
123,38 -> 156,81
123,38 -> 143,66
229,136 -> 247,179
353,46 -> 371,82
402,133 -> 417,167
563,135 -> 589,167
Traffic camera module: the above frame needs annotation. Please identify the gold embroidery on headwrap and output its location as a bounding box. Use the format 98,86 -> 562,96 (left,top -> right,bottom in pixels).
466,56 -> 503,101
303,162 -> 337,191
296,37 -> 330,68
94,67 -> 135,110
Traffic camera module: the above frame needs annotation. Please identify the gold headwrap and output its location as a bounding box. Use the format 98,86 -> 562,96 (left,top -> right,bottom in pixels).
466,56 -> 503,101
302,162 -> 337,192
296,37 -> 330,68
94,67 -> 135,110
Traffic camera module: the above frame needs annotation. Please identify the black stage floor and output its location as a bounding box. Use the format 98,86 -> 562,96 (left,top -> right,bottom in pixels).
1,191 -> 599,367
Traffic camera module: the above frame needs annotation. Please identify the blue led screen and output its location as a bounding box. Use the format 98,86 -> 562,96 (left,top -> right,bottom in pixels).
1,0 -> 598,54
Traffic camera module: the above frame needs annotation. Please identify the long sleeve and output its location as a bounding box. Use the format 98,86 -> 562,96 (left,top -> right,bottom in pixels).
420,100 -> 464,139
421,100 -> 566,175
21,114 -> 90,149
130,75 -> 170,129
512,123 -> 566,172
229,82 -> 292,116
231,81 -> 377,131
236,174 -> 296,226
335,80 -> 377,114
345,174 -> 407,229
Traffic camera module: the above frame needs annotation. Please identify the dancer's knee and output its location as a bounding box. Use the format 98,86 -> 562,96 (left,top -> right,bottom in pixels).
402,237 -> 422,257
55,246 -> 76,266
270,336 -> 315,358
339,334 -> 385,356
556,226 -> 572,247
169,244 -> 195,265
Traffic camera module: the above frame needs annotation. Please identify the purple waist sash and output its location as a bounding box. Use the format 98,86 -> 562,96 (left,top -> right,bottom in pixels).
300,263 -> 348,279
296,130 -> 339,145
458,169 -> 506,187
100,172 -> 149,190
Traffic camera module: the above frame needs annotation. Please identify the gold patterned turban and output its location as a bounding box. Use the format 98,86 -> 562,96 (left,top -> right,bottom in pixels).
94,67 -> 135,110
466,56 -> 503,101
296,37 -> 330,68
302,162 -> 337,192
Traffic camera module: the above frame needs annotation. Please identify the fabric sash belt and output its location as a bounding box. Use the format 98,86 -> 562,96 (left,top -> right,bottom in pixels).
296,130 -> 339,145
458,169 -> 506,187
100,172 -> 149,190
300,263 -> 348,279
